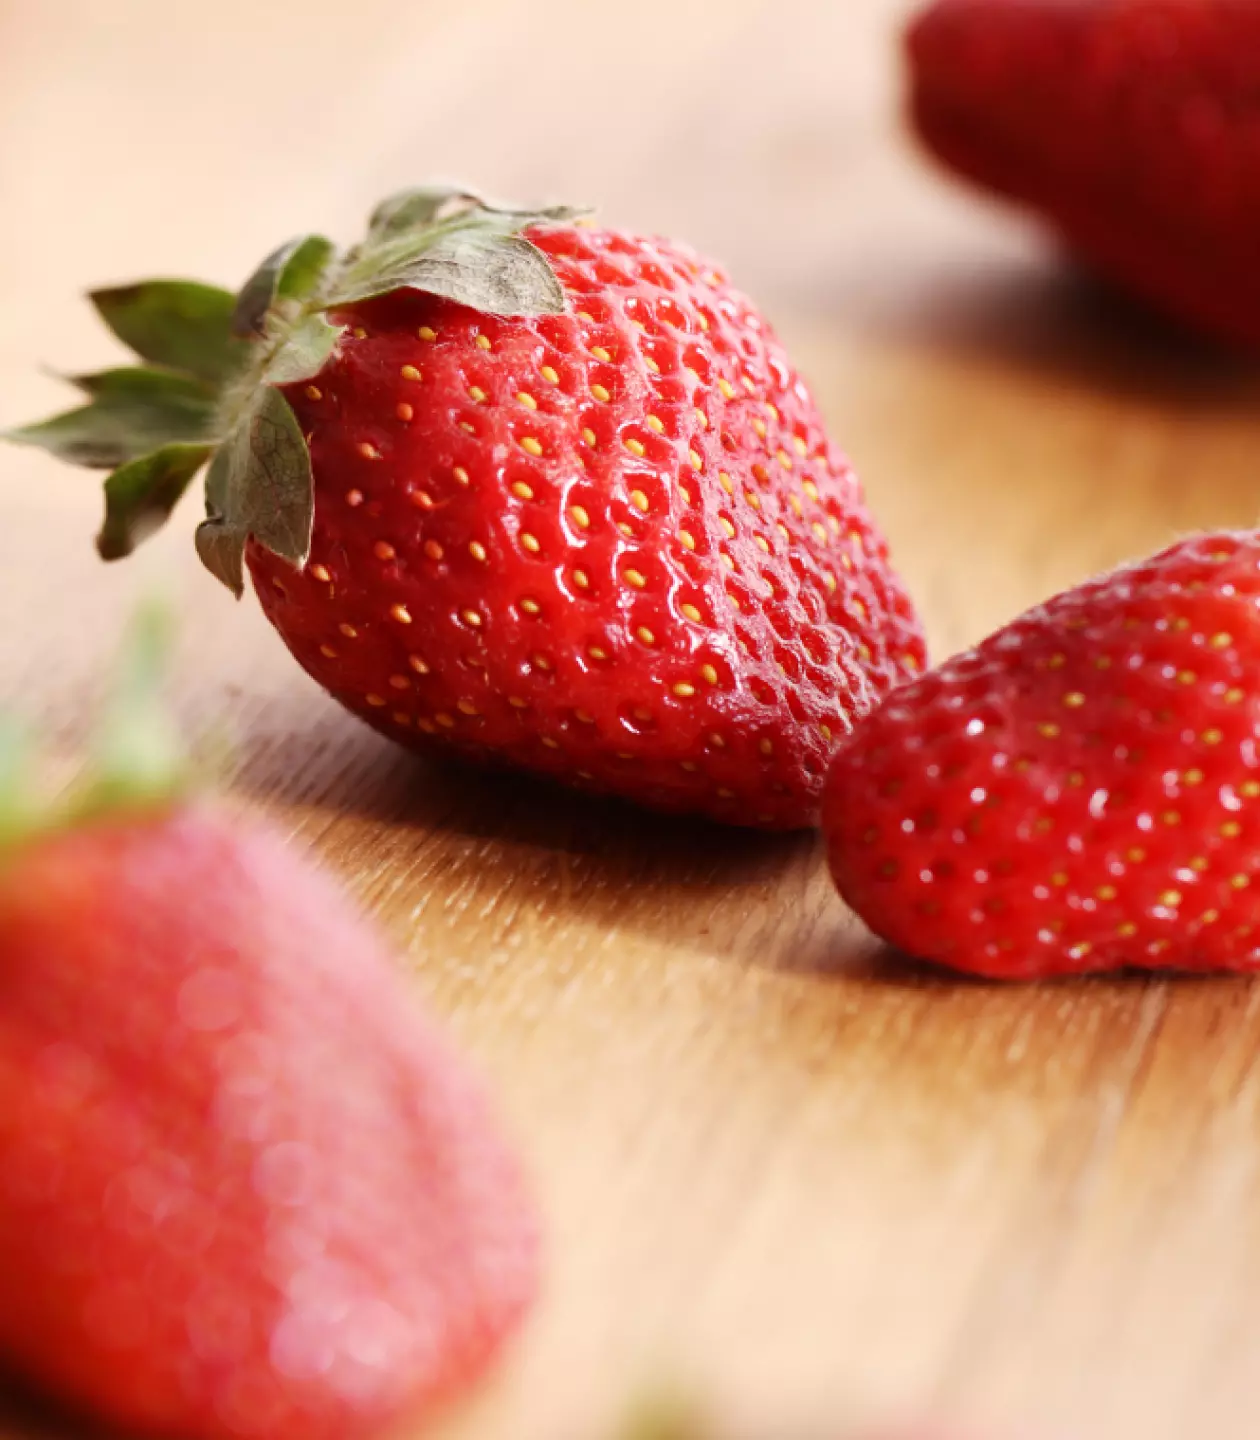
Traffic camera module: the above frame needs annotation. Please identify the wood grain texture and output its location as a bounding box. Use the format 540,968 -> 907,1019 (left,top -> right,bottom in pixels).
4,3 -> 1260,1438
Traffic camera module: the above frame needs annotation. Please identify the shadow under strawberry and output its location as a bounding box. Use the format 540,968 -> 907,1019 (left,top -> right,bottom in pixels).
830,244 -> 1260,413
224,699 -> 861,978
843,942 -> 1243,994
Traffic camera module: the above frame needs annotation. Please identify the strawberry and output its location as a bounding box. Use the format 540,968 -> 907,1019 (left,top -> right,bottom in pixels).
4,187 -> 925,829
0,616 -> 538,1440
824,530 -> 1260,980
906,0 -> 1260,348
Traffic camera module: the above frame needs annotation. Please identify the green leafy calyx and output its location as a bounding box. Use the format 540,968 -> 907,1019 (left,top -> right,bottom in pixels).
2,185 -> 586,595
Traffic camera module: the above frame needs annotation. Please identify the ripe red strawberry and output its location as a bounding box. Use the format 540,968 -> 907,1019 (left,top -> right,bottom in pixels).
906,0 -> 1260,348
0,631 -> 538,1440
825,530 -> 1260,980
4,188 -> 925,829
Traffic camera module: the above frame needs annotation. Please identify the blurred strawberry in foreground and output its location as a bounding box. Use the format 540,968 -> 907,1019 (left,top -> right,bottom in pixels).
907,0 -> 1260,348
826,531 -> 1260,979
2,186 -> 925,830
0,613 -> 538,1440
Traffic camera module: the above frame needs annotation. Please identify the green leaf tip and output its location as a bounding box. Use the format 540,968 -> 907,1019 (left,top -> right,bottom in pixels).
97,442 -> 214,560
69,366 -> 219,407
73,601 -> 188,819
3,366 -> 218,471
2,181 -> 588,594
91,280 -> 250,386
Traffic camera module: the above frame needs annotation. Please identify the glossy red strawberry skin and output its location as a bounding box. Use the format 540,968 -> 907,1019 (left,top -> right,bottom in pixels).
0,806 -> 537,1440
246,225 -> 926,829
907,0 -> 1260,348
825,531 -> 1260,980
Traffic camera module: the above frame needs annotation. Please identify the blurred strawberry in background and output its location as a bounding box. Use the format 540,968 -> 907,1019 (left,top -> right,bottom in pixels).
906,0 -> 1260,348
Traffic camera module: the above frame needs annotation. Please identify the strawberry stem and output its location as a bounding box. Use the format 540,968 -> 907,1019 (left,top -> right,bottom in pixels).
0,604 -> 190,856
617,1390 -> 710,1440
70,601 -> 188,822
0,721 -> 36,850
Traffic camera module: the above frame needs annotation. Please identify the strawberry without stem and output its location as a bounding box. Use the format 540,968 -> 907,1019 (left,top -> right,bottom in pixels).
5,188 -> 925,829
825,531 -> 1260,980
0,812 -> 538,1439
0,624 -> 538,1440
907,0 -> 1260,349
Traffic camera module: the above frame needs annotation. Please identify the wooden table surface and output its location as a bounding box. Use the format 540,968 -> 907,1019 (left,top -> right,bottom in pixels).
5,3 -> 1260,1438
